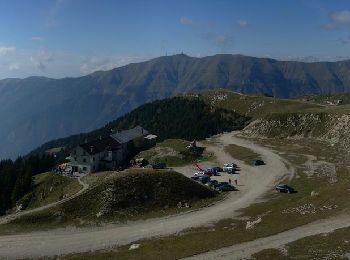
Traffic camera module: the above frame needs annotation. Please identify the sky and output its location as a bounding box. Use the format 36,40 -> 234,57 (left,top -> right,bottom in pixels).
0,0 -> 350,79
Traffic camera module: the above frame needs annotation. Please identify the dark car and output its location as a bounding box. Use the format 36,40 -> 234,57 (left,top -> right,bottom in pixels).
203,168 -> 215,176
213,182 -> 229,189
198,175 -> 211,184
275,184 -> 295,193
217,184 -> 236,191
253,160 -> 265,166
152,162 -> 166,169
206,179 -> 219,187
191,176 -> 200,181
211,166 -> 223,173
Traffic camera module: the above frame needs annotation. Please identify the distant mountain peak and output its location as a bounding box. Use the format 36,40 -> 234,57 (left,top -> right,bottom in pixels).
1,54 -> 350,159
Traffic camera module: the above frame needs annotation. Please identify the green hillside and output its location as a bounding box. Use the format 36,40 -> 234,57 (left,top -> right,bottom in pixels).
14,172 -> 81,212
30,96 -> 250,160
0,170 -> 217,233
184,89 -> 323,118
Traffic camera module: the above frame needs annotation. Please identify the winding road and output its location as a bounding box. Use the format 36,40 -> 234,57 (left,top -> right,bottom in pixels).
0,132 -> 296,258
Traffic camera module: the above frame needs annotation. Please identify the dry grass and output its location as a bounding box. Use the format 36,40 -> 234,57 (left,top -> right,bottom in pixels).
224,143 -> 261,164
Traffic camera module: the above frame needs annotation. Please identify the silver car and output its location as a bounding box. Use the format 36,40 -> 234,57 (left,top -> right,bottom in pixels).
223,163 -> 237,172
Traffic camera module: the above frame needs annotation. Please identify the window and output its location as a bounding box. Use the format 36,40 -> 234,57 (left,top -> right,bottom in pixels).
93,157 -> 95,162
74,157 -> 77,161
83,167 -> 87,171
83,158 -> 87,163
83,151 -> 86,156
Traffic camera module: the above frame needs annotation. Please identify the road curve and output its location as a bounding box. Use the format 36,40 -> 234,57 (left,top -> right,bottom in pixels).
0,132 -> 290,258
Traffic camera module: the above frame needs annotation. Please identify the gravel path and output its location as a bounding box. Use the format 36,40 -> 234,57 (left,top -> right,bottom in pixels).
0,132 -> 290,258
0,177 -> 89,225
184,214 -> 350,260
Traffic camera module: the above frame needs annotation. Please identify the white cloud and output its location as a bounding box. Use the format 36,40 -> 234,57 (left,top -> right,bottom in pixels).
331,10 -> 350,24
238,20 -> 249,28
323,10 -> 350,30
0,46 -> 16,56
180,17 -> 199,26
31,36 -> 45,41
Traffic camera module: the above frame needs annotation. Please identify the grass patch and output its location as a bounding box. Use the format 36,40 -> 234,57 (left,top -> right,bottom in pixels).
252,226 -> 350,259
13,172 -> 81,212
224,143 -> 260,164
198,89 -> 323,118
136,139 -> 213,167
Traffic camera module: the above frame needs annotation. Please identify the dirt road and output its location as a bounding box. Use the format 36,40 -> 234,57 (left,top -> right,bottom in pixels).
0,177 -> 89,225
184,214 -> 350,260
0,132 -> 290,258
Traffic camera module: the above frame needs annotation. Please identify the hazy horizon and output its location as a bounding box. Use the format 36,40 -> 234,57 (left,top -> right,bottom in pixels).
1,0 -> 350,80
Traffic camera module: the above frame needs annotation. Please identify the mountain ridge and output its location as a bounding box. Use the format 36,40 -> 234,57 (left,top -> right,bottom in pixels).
1,53 -> 350,159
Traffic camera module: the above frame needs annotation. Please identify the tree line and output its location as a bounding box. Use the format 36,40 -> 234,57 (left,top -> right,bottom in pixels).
0,154 -> 56,215
30,97 -> 251,161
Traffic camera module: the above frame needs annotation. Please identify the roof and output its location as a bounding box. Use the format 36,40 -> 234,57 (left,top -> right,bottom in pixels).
80,136 -> 121,155
111,126 -> 149,144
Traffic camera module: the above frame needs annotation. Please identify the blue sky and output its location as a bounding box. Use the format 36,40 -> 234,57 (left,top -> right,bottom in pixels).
0,0 -> 350,79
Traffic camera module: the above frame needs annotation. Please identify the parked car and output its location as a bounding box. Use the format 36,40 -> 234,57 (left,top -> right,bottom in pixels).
204,167 -> 220,176
152,162 -> 166,169
275,184 -> 295,193
213,181 -> 229,189
194,171 -> 206,176
190,176 -> 200,181
210,166 -> 223,173
253,160 -> 265,166
198,175 -> 211,184
216,184 -> 236,192
223,163 -> 237,173
206,179 -> 219,187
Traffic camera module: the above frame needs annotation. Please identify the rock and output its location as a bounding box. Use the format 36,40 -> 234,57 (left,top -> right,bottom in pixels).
16,204 -> 23,213
129,244 -> 140,250
311,191 -> 319,197
246,217 -> 262,230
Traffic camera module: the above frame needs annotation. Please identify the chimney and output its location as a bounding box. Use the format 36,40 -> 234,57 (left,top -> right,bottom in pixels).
90,146 -> 94,153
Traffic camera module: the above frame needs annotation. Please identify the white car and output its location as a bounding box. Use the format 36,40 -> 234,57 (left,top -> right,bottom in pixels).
223,163 -> 237,172
194,171 -> 205,176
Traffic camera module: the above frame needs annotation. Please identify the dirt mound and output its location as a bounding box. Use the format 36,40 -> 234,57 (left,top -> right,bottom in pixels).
99,170 -> 216,216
